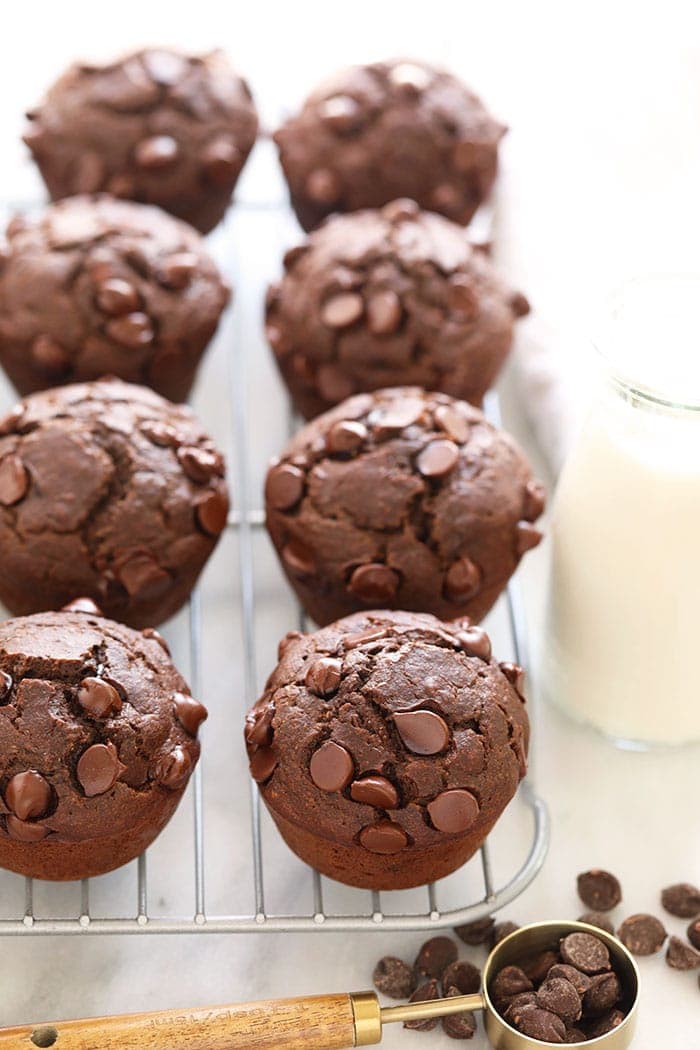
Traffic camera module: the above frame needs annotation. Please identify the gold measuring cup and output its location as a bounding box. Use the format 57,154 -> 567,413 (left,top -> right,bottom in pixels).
0,921 -> 639,1049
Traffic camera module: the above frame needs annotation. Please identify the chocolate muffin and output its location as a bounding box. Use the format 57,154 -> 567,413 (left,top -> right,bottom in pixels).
0,378 -> 228,628
24,48 -> 258,234
0,195 -> 229,401
246,610 -> 529,889
265,387 -> 544,626
0,607 -> 206,881
266,200 -> 529,419
274,59 -> 505,232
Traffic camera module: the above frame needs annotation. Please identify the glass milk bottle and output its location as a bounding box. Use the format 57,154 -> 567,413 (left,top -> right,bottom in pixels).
543,277 -> 700,746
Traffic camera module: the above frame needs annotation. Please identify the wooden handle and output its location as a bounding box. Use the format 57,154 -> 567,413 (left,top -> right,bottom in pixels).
0,993 -> 359,1050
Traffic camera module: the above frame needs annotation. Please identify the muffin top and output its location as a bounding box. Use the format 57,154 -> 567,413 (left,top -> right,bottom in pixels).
274,58 -> 505,230
246,610 -> 528,853
0,608 -> 206,845
23,48 -> 258,232
0,195 -> 229,399
0,378 -> 228,625
266,199 -> 529,418
265,387 -> 545,623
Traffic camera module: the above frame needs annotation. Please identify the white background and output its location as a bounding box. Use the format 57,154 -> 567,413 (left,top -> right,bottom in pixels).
0,2 -> 698,1047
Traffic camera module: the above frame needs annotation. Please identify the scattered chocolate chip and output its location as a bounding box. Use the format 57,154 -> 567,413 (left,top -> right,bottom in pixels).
394,709 -> 450,755
414,936 -> 458,979
115,551 -> 170,601
0,403 -> 25,436
582,972 -> 621,1016
0,670 -> 12,702
537,978 -> 582,1026
326,420 -> 367,454
515,521 -> 543,555
499,662 -> 526,695
249,746 -> 278,783
577,870 -> 622,912
491,921 -> 520,948
309,741 -> 354,792
434,404 -> 471,443
417,439 -> 459,478
318,95 -> 364,135
372,956 -> 416,1000
156,745 -> 193,789
403,979 -> 440,1031
95,277 -> 140,315
455,625 -> 491,661
447,276 -> 479,318
201,137 -> 240,184
174,693 -> 208,736
5,771 -> 52,821
140,420 -> 179,447
245,704 -> 274,749
523,478 -> 547,521
442,986 -> 477,1040
76,742 -> 125,797
347,562 -> 400,603
359,820 -> 408,854
577,912 -> 615,935
134,134 -> 179,168
282,538 -> 316,576
665,935 -> 700,971
367,290 -> 403,335
661,883 -> 700,918
61,597 -> 103,616
490,966 -> 533,1008
158,252 -> 199,289
305,657 -> 342,697
687,918 -> 700,951
428,789 -> 480,834
442,960 -> 481,995
373,396 -> 424,432
177,446 -> 222,483
0,453 -> 29,505
105,311 -> 155,348
196,488 -> 229,536
141,627 -> 170,655
77,677 -> 123,718
321,292 -> 364,329
444,556 -> 481,601
617,914 -> 666,956
454,916 -> 495,946
6,814 -> 49,842
547,965 -> 591,997
560,932 -> 611,973
350,775 -> 398,809
266,463 -> 305,510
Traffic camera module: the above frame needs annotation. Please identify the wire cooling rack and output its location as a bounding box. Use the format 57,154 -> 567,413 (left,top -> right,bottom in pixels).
0,175 -> 549,937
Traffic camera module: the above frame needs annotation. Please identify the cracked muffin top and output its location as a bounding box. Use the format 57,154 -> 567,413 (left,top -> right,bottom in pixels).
266,199 -> 529,420
0,194 -> 229,401
0,608 -> 206,846
264,387 -> 545,626
246,609 -> 528,854
23,48 -> 258,234
274,58 -> 505,232
0,378 -> 229,628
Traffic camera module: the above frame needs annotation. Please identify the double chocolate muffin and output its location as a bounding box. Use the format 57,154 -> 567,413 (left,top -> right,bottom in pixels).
0,195 -> 229,401
0,607 -> 206,881
266,200 -> 529,419
274,59 -> 505,231
246,610 -> 529,889
0,378 -> 228,628
265,387 -> 545,626
24,48 -> 258,234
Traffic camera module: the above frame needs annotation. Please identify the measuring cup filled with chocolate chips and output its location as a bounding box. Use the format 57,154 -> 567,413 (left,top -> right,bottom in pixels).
0,921 -> 639,1049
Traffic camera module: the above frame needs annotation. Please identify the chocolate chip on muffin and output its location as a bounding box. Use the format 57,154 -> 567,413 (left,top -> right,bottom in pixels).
265,387 -> 544,626
274,59 -> 504,231
0,195 -> 229,401
24,48 -> 258,233
266,202 -> 529,419
0,378 -> 228,628
245,610 -> 529,890
0,609 -> 204,880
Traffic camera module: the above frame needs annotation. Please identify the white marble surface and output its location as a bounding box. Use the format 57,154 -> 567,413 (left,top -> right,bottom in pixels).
0,4 -> 698,1047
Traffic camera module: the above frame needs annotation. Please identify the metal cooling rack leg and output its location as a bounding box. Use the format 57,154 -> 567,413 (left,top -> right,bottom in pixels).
189,590 -> 206,924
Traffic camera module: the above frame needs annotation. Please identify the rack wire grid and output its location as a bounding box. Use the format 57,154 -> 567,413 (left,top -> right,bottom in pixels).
0,169 -> 549,938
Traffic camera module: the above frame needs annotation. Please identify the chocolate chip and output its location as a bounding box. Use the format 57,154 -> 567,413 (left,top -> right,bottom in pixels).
444,556 -> 481,601
249,746 -> 278,783
305,657 -> 342,697
415,936 -> 458,979
196,487 -> 229,536
503,993 -> 538,1027
318,95 -> 363,134
350,775 -> 398,809
372,396 -> 424,432
177,446 -> 223,483
115,551 -> 170,600
174,693 -> 208,736
326,420 -> 368,454
390,61 -> 432,93
266,463 -> 305,510
134,134 -> 179,168
454,916 -> 495,946
500,662 -> 526,695
76,742 -> 125,797
490,966 -> 534,1009
442,986 -> 477,1040
142,48 -> 189,85
0,453 -> 29,505
665,935 -> 700,970
394,709 -> 450,755
515,520 -> 543,555
321,292 -> 364,328
77,677 -> 123,718
6,814 -> 49,842
32,334 -> 69,373
382,198 -> 420,222
310,741 -> 354,792
156,745 -> 193,789
428,789 -> 480,834
560,932 -> 611,974
448,276 -> 479,319
403,979 -> 440,1031
359,820 -> 408,854
348,563 -> 400,603
565,1029 -> 587,1043
417,439 -> 459,478
537,978 -> 582,1026
5,771 -> 52,821
522,950 -> 560,985
142,627 -> 170,655
245,704 -> 274,748
95,277 -> 140,315
140,420 -> 179,447
617,914 -> 666,956
434,405 -> 471,444
688,918 -> 700,950
0,403 -> 25,436
158,252 -> 199,289
455,625 -> 491,661
282,538 -> 316,576
201,137 -> 240,185
282,245 -> 309,271
316,364 -> 356,403
577,869 -> 622,911
0,670 -> 13,703
661,882 -> 700,918
547,965 -> 591,997
578,912 -> 615,935
442,960 -> 481,995
342,626 -> 389,650
367,290 -> 403,335
585,1008 -> 625,1038
512,1005 -> 566,1043
61,597 -> 103,616
583,972 -> 621,1016
524,478 -> 547,521
105,311 -> 155,348
491,921 -> 520,948
305,168 -> 341,204
372,956 -> 416,999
